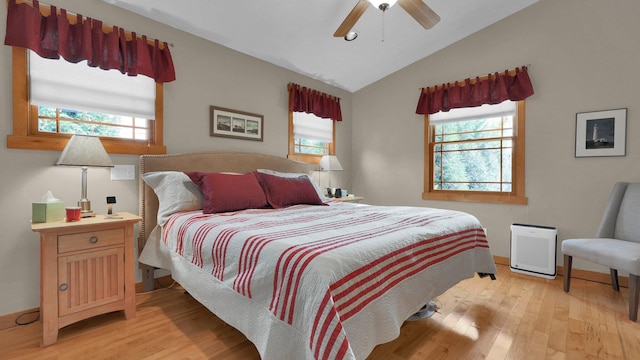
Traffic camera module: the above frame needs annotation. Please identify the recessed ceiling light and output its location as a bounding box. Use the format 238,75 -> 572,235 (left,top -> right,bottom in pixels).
344,31 -> 358,41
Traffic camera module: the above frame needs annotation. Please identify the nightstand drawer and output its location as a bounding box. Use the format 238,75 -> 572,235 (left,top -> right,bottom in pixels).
58,228 -> 124,253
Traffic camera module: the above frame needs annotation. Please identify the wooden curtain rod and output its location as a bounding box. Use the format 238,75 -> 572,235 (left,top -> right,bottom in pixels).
419,64 -> 531,90
12,0 -> 174,49
288,83 -> 341,101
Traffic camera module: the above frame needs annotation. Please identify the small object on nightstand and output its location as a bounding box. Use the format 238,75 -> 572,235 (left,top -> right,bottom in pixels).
32,191 -> 65,223
106,196 -> 116,215
64,206 -> 81,222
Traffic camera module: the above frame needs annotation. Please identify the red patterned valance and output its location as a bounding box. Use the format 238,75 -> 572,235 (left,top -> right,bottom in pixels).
288,83 -> 342,121
4,0 -> 176,82
416,66 -> 533,115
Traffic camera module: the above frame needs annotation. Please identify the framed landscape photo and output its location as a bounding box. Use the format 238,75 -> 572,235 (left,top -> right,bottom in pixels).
210,106 -> 264,141
575,108 -> 626,157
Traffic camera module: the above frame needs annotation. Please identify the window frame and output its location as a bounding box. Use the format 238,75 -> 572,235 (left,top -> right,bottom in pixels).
33,106 -> 151,140
7,47 -> 166,155
287,110 -> 336,163
423,100 -> 527,205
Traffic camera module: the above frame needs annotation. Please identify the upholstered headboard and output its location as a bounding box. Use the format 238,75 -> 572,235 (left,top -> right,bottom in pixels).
138,151 -> 313,251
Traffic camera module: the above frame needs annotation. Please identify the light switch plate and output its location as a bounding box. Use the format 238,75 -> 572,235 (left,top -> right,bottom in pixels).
111,165 -> 136,181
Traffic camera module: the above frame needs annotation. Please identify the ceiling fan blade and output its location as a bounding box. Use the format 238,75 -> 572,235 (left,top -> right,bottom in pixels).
398,0 -> 441,29
334,0 -> 370,37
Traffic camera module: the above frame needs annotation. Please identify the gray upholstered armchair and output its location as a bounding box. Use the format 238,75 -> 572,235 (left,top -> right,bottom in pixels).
562,182 -> 640,322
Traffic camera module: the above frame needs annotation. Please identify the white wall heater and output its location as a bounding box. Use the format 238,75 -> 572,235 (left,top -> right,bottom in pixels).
510,224 -> 557,279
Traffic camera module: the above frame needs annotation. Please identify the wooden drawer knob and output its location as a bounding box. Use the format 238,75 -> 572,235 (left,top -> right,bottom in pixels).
89,236 -> 98,244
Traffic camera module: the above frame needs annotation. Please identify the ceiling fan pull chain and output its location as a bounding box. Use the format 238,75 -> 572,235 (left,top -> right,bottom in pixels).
381,9 -> 386,42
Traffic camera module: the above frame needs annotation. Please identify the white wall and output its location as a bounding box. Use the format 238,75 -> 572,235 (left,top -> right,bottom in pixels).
351,0 -> 640,273
0,0 -> 352,317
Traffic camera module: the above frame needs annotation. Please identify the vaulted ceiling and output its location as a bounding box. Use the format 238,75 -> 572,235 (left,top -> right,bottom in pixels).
103,0 -> 538,92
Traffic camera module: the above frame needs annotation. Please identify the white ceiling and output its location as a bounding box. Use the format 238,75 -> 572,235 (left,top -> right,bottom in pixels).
102,0 -> 538,92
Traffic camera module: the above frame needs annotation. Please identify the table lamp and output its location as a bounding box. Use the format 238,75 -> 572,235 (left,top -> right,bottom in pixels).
55,135 -> 114,217
319,155 -> 343,197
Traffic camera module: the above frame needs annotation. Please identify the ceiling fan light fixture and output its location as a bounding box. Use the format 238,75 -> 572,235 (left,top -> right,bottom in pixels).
344,31 -> 358,41
368,0 -> 398,11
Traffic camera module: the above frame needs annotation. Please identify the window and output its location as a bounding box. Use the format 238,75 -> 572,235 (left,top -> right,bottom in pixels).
288,111 -> 335,163
36,107 -> 150,140
286,83 -> 340,163
424,100 -> 527,205
7,47 -> 166,155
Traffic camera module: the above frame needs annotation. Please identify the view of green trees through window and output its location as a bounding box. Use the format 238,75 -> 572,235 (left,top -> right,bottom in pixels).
294,137 -> 327,155
432,116 -> 513,192
37,106 -> 149,140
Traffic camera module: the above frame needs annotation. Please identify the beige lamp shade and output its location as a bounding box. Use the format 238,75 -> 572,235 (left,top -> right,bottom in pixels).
55,135 -> 114,167
319,155 -> 343,171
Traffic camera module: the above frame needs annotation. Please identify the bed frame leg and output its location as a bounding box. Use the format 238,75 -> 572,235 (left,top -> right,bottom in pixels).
140,264 -> 156,292
477,272 -> 496,280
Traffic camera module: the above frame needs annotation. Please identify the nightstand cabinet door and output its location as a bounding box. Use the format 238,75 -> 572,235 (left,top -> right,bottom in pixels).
57,247 -> 125,317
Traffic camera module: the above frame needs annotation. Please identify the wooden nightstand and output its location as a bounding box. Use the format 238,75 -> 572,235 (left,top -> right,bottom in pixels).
333,196 -> 364,203
31,212 -> 141,346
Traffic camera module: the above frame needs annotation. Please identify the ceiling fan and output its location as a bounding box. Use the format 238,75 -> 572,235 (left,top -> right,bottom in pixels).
334,0 -> 441,38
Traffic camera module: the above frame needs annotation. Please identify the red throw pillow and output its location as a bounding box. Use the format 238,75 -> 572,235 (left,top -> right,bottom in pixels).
185,172 -> 267,213
254,171 -> 324,208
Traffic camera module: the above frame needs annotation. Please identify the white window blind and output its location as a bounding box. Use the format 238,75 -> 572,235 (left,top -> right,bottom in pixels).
293,112 -> 333,142
29,50 -> 155,119
430,100 -> 516,123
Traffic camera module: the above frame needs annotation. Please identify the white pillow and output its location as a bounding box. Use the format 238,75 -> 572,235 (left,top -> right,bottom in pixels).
141,171 -> 204,226
256,169 -> 328,201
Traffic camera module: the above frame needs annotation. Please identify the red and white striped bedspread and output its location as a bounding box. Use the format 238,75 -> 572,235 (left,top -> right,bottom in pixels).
151,202 -> 496,359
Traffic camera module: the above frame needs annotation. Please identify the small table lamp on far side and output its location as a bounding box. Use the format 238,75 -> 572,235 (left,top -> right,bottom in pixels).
55,135 -> 114,218
319,155 -> 343,197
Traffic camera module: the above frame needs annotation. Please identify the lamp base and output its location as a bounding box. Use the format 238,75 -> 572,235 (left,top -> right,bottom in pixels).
78,199 -> 94,217
80,210 -> 96,218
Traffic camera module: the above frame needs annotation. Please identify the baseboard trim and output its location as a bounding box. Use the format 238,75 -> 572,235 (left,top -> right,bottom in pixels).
0,275 -> 175,332
0,307 -> 39,332
493,255 -> 629,288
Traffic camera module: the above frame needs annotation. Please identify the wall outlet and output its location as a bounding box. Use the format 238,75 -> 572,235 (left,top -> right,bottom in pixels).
111,165 -> 136,181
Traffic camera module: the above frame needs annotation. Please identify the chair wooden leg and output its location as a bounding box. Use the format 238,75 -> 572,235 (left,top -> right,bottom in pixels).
629,274 -> 639,322
610,268 -> 620,291
563,254 -> 572,292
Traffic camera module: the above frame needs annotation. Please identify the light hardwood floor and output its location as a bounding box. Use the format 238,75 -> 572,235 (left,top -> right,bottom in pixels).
1,264 -> 638,359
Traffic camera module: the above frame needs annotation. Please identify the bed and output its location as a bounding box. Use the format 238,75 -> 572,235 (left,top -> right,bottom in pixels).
137,151 -> 497,360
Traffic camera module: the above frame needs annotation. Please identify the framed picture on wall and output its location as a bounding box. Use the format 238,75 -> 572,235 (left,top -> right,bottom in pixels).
575,108 -> 626,157
210,105 -> 264,141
